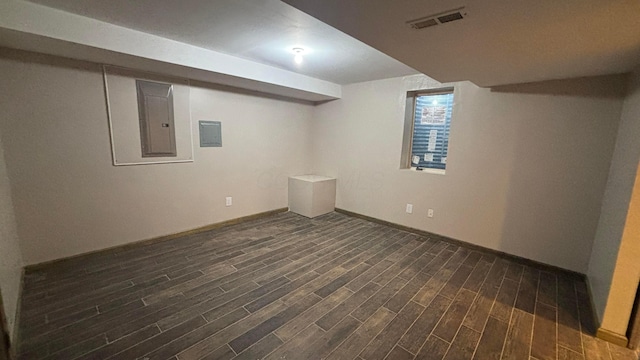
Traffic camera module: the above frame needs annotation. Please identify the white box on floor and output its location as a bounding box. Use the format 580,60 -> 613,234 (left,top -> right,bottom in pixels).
288,175 -> 336,218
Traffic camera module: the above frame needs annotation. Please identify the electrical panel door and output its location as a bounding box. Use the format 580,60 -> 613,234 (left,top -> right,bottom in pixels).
136,80 -> 177,157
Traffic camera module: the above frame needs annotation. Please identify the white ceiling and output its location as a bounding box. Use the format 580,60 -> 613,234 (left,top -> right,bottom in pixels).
283,0 -> 640,87
24,0 -> 418,85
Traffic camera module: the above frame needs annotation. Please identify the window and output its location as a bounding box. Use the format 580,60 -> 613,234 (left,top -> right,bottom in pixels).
402,88 -> 454,173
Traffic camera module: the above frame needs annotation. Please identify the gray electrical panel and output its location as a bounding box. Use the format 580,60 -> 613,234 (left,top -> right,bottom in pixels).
199,121 -> 222,147
136,80 -> 177,157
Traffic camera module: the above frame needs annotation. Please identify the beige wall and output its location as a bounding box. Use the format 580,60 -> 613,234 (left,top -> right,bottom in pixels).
0,49 -> 313,265
0,133 -> 23,340
312,74 -> 625,273
588,69 -> 640,335
0,47 -> 636,340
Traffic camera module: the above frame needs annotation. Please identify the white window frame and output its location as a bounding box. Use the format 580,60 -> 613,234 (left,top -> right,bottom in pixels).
400,87 -> 455,175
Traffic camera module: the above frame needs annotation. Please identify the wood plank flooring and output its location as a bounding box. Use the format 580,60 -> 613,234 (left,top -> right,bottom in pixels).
16,212 -> 640,360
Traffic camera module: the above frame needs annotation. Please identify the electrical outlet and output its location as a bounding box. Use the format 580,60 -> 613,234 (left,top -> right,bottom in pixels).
428,209 -> 434,218
226,197 -> 232,207
406,204 -> 413,214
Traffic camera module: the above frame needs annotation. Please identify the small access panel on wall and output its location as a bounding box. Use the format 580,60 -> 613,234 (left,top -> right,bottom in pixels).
199,121 -> 222,147
136,80 -> 177,157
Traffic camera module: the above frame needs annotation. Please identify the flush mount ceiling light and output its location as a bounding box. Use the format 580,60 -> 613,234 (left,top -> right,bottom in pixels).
291,47 -> 305,64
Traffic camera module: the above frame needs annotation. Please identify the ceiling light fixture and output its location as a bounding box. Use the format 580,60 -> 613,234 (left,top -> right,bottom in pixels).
292,47 -> 305,64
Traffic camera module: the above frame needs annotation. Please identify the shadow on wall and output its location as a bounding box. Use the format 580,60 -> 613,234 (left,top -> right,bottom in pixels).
0,46 -> 101,73
492,74 -> 626,272
491,74 -> 627,99
188,79 -> 314,106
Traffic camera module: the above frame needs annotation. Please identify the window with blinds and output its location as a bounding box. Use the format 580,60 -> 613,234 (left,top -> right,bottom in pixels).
408,89 -> 454,171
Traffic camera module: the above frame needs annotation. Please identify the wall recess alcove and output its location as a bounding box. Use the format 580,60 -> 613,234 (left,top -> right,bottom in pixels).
103,66 -> 194,166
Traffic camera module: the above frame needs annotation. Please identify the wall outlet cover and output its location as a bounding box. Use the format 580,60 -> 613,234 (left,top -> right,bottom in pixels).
406,204 -> 413,213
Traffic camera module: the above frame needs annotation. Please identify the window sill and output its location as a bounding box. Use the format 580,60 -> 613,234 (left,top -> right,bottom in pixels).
402,167 -> 446,175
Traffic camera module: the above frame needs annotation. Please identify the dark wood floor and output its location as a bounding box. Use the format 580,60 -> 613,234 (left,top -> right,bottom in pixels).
16,212 -> 639,360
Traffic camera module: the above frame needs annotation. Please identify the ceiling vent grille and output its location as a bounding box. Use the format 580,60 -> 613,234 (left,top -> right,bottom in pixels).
407,7 -> 466,30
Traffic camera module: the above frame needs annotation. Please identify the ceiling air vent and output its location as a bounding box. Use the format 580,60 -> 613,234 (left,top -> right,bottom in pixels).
407,7 -> 466,30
